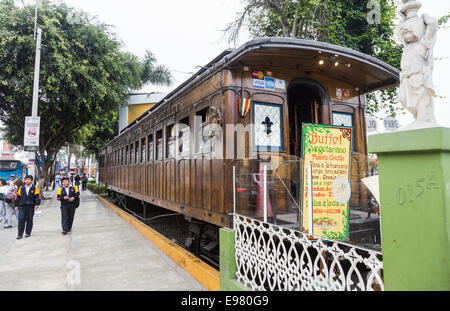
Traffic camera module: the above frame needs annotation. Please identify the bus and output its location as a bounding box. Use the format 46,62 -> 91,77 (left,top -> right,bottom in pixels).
0,160 -> 28,181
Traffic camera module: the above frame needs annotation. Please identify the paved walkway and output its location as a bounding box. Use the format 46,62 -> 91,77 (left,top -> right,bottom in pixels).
0,189 -> 205,291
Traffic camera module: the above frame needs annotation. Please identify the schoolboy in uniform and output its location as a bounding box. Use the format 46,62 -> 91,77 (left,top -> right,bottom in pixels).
57,177 -> 80,235
14,175 -> 41,239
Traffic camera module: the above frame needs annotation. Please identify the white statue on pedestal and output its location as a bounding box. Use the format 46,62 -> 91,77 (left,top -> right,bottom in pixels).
397,0 -> 439,129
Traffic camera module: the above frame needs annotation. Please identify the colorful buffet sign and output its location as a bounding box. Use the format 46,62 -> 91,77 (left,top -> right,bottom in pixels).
301,123 -> 353,241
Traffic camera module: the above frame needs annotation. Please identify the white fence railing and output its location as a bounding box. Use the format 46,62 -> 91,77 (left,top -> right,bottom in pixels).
234,214 -> 384,291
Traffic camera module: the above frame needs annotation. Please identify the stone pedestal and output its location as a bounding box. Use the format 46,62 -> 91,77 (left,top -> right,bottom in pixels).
369,127 -> 450,290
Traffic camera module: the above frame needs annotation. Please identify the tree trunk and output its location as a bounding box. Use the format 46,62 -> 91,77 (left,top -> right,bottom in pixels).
67,147 -> 72,173
36,150 -> 47,199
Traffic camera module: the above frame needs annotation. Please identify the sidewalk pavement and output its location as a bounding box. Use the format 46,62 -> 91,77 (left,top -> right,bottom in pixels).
0,189 -> 205,291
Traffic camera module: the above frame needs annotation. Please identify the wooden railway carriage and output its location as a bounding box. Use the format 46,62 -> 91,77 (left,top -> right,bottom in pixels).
99,38 -> 399,245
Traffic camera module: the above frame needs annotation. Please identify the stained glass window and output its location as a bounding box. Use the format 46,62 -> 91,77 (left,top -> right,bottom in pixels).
253,102 -> 283,151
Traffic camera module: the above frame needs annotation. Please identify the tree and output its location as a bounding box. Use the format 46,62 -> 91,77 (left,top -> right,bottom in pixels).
83,50 -> 173,155
139,50 -> 173,89
224,0 -> 403,116
82,109 -> 119,155
0,0 -> 143,191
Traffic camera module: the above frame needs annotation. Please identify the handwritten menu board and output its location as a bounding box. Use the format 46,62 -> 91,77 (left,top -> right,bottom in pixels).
301,124 -> 353,240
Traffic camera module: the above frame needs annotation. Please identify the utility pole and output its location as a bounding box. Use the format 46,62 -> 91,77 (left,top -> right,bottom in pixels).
31,28 -> 42,118
24,0 -> 42,183
32,0 -> 41,118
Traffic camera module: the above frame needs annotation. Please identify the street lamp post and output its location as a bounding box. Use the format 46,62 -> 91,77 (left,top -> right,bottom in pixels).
24,0 -> 42,177
31,28 -> 41,118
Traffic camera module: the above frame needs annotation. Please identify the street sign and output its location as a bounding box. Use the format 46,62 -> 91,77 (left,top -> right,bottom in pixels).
367,117 -> 378,133
384,118 -> 400,131
24,116 -> 40,152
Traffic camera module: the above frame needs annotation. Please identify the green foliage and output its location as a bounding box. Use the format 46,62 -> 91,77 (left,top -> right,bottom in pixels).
83,109 -> 119,154
0,0 -> 172,183
439,12 -> 450,28
86,182 -> 107,194
225,0 -> 404,117
0,0 -> 140,154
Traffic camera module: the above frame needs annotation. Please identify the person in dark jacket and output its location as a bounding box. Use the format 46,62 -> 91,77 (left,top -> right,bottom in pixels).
14,175 -> 41,239
57,177 -> 80,235
81,174 -> 88,191
74,174 -> 80,187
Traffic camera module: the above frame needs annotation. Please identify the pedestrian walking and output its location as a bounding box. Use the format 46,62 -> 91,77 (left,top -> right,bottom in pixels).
14,175 -> 41,239
75,174 -> 80,187
3,178 -> 18,228
56,177 -> 80,235
13,179 -> 23,222
8,175 -> 16,187
55,172 -> 61,188
0,179 -> 8,225
70,174 -> 74,186
81,174 -> 88,191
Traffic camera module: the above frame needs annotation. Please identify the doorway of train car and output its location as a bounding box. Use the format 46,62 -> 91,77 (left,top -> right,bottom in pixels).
287,79 -> 326,157
272,79 -> 328,227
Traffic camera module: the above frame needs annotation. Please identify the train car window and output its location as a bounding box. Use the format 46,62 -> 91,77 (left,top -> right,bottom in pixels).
141,138 -> 146,163
252,102 -> 284,151
121,148 -> 124,165
166,124 -> 175,159
125,146 -> 129,165
148,134 -> 154,162
178,117 -> 190,157
196,107 -> 211,153
156,130 -> 163,160
332,111 -> 354,151
130,144 -> 134,165
135,141 -> 139,164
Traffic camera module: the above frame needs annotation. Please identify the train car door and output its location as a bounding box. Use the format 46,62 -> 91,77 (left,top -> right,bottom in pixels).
287,79 -> 328,157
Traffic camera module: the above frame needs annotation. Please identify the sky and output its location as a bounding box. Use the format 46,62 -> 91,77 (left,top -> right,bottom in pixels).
24,0 -> 450,128
62,0 -> 251,94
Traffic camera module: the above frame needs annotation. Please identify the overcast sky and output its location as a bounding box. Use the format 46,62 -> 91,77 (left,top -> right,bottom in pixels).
58,0 -> 450,128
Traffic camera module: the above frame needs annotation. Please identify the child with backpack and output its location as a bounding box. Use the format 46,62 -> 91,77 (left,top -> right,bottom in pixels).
56,176 -> 80,235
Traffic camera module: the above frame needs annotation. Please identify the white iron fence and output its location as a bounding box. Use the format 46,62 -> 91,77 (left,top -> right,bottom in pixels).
234,214 -> 384,291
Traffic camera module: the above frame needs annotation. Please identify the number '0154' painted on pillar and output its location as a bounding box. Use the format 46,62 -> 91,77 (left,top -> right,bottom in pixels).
397,176 -> 440,206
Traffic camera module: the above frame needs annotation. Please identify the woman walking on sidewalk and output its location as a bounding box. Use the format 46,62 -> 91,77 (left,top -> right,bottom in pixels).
3,178 -> 18,228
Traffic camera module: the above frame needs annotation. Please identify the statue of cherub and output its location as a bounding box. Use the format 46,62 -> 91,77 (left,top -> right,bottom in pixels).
397,0 -> 438,127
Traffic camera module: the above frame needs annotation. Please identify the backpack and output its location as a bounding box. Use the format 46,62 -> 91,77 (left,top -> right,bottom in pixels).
69,186 -> 80,208
74,195 -> 80,208
5,187 -> 17,203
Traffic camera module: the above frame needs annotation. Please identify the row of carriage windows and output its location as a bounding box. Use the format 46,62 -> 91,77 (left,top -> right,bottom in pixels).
108,110 -> 209,167
108,108 -> 355,166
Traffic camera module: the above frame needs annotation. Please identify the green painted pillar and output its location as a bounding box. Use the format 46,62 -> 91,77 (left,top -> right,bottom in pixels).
369,127 -> 450,291
219,228 -> 249,291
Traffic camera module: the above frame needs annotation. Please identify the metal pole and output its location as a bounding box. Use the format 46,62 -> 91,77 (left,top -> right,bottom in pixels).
33,0 -> 38,40
31,28 -> 41,117
308,162 -> 313,236
233,165 -> 236,230
263,165 -> 268,223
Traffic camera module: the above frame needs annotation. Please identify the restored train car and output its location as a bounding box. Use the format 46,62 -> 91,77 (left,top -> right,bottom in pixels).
98,38 -> 399,262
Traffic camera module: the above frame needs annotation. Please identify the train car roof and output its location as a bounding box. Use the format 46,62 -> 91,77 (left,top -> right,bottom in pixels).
113,37 -> 400,143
